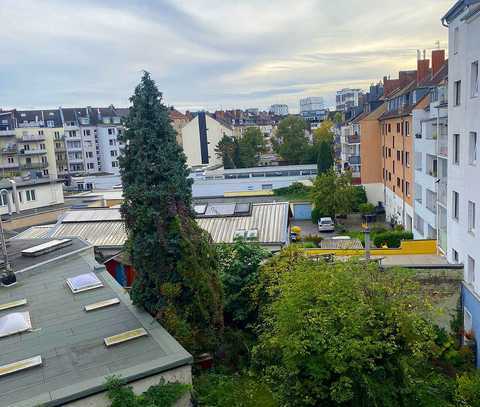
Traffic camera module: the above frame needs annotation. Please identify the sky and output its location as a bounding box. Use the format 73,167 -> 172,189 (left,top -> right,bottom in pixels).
0,0 -> 453,113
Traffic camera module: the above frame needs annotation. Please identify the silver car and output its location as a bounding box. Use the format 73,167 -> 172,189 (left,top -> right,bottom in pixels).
318,217 -> 335,232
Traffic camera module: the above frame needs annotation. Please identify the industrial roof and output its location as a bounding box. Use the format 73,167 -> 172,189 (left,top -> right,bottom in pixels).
16,202 -> 290,248
0,243 -> 191,406
11,225 -> 55,240
196,202 -> 290,245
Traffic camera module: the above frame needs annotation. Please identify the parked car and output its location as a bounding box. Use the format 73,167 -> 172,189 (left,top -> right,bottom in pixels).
318,217 -> 335,232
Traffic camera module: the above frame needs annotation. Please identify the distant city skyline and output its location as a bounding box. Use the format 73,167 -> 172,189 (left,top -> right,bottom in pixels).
1,0 -> 451,113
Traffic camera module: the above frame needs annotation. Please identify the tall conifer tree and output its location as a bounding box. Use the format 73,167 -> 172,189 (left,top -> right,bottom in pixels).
120,72 -> 223,353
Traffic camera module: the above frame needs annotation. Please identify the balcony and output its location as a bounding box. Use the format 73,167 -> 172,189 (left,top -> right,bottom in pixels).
438,130 -> 448,158
0,146 -> 18,155
426,189 -> 437,214
0,162 -> 19,169
21,161 -> 48,170
21,134 -> 45,142
347,134 -> 360,144
348,155 -> 361,165
438,179 -> 447,207
20,149 -> 47,155
0,130 -> 16,137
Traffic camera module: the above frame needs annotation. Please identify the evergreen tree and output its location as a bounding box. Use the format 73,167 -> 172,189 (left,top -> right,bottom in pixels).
120,72 -> 223,353
316,141 -> 334,174
215,134 -> 238,169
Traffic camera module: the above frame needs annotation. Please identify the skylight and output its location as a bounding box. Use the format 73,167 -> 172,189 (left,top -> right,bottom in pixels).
0,312 -> 32,338
84,298 -> 120,312
21,239 -> 72,257
0,298 -> 27,312
104,328 -> 147,347
0,356 -> 42,378
66,272 -> 103,294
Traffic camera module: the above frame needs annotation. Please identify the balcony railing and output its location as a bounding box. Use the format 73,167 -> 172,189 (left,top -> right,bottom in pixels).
0,146 -> 18,154
0,162 -> 20,169
347,134 -> 360,144
20,148 -> 47,155
0,130 -> 16,137
21,161 -> 48,170
348,155 -> 361,165
438,131 -> 448,157
21,134 -> 45,142
438,179 -> 447,207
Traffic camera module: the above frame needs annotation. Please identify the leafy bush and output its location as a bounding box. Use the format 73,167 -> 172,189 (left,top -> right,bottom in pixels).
193,373 -> 277,407
106,376 -> 190,407
455,371 -> 480,406
274,182 -> 311,200
302,242 -> 317,248
351,186 -> 368,212
359,203 -> 375,215
302,234 -> 323,245
373,231 -> 414,248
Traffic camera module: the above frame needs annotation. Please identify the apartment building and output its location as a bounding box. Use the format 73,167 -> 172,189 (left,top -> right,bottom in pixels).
336,88 -> 363,112
182,112 -> 234,168
269,104 -> 289,116
411,52 -> 448,252
442,0 -> 480,363
359,103 -> 387,204
339,121 -> 361,182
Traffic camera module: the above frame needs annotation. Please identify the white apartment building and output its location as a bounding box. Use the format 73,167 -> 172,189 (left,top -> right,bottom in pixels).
336,88 -> 363,112
269,104 -> 289,116
411,57 -> 449,252
182,112 -> 233,168
299,97 -> 325,112
340,122 -> 361,180
442,0 -> 480,366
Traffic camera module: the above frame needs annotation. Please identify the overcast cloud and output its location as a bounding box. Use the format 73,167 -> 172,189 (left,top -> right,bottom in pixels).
0,0 -> 452,112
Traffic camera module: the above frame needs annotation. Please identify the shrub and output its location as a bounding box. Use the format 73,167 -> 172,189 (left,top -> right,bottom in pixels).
455,371 -> 480,406
302,234 -> 323,245
311,207 -> 322,223
359,203 -> 375,215
373,231 -> 414,248
352,186 -> 368,212
274,182 -> 311,199
106,376 -> 190,407
302,242 -> 317,248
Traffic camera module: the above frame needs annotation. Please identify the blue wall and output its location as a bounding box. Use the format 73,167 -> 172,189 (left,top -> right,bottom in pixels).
462,284 -> 480,367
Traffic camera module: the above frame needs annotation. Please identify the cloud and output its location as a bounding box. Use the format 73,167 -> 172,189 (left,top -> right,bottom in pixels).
0,0 -> 452,111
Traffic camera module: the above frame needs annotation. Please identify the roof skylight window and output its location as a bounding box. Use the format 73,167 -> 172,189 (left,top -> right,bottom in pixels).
0,312 -> 32,338
0,298 -> 27,312
84,298 -> 120,312
0,356 -> 42,378
66,272 -> 103,294
104,328 -> 147,347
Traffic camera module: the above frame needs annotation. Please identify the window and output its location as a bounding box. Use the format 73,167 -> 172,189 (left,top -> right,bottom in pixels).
7,156 -> 14,164
467,256 -> 475,285
453,26 -> 459,54
397,150 -> 400,161
0,193 -> 8,207
388,123 -> 391,133
83,129 -> 91,136
414,214 -> 424,235
397,177 -> 400,187
54,131 -> 60,139
87,163 -> 94,169
388,172 -> 392,181
405,121 -> 409,136
468,201 -> 476,233
108,128 -> 115,135
452,191 -> 459,220
109,139 -> 114,146
68,130 -> 77,138
405,151 -> 410,167
18,191 -> 22,203
454,80 -> 462,106
86,151 -> 93,158
388,148 -> 392,157
396,123 -> 400,133
469,132 -> 477,165
43,169 -> 49,176
40,143 -> 45,150
393,160 -> 395,174
406,181 -> 410,196
471,61 -> 479,97
110,150 -> 117,157
453,134 -> 460,165
453,249 -> 459,263
0,312 -> 32,338
26,189 -> 36,201
38,130 -> 44,136
112,161 -> 118,168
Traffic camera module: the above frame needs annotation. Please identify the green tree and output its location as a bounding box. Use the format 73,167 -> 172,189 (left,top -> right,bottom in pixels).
316,141 -> 334,174
119,72 -> 223,353
311,169 -> 356,219
215,134 -> 239,169
272,116 -> 309,164
238,127 -> 267,168
217,239 -> 269,329
253,255 -> 450,406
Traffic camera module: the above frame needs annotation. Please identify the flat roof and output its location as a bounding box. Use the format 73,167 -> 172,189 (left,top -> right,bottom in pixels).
0,247 -> 191,406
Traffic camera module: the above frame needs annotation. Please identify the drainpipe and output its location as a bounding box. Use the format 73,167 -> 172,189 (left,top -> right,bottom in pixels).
9,180 -> 20,214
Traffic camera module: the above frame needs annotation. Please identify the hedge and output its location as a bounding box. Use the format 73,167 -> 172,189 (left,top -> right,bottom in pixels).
373,231 -> 414,248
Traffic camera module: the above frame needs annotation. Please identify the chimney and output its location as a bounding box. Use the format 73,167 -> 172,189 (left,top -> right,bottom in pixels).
417,59 -> 430,84
431,49 -> 446,77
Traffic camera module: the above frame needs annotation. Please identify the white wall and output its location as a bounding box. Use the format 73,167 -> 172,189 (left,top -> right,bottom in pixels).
0,181 -> 64,215
447,9 -> 480,285
363,183 -> 384,206
97,126 -> 122,175
385,187 -> 413,230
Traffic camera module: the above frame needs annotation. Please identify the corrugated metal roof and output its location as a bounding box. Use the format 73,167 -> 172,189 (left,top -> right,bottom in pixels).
51,221 -> 127,247
10,225 -> 55,240
320,238 -> 363,250
196,202 -> 289,244
62,208 -> 123,222
16,202 -> 289,248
